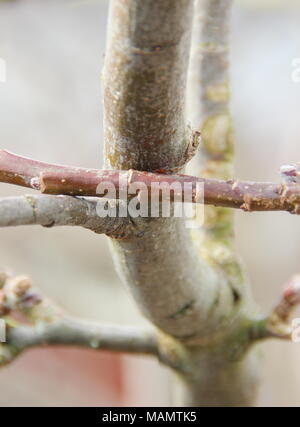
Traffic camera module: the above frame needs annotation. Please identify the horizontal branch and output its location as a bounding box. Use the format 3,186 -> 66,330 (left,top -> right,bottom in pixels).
0,272 -> 189,371
1,150 -> 300,213
0,194 -> 131,236
4,320 -> 158,362
0,272 -> 159,366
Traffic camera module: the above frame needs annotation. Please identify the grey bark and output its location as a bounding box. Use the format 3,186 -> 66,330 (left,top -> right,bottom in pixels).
0,195 -> 131,235
6,319 -> 158,356
103,0 -> 237,341
101,0 -> 263,407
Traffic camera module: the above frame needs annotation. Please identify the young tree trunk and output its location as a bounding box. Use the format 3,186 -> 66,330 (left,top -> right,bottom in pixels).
103,0 -> 261,406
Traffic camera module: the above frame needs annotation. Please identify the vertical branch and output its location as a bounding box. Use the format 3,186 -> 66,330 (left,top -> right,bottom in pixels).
178,0 -> 262,406
187,0 -> 243,304
187,0 -> 234,242
104,0 -> 192,172
103,0 -> 235,340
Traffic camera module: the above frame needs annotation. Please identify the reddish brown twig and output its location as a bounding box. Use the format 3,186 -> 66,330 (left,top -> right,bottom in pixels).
247,275 -> 300,342
1,150 -> 300,213
0,150 -> 71,190
272,275 -> 300,324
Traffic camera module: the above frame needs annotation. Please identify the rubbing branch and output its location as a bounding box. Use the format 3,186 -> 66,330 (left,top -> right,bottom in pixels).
0,272 -> 159,366
0,149 -> 74,190
1,151 -> 300,214
247,275 -> 300,342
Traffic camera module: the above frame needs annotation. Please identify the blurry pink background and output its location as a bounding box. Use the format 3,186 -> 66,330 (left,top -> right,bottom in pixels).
0,0 -> 300,406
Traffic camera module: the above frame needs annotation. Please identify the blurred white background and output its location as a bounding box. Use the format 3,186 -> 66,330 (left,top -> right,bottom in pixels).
0,0 -> 299,406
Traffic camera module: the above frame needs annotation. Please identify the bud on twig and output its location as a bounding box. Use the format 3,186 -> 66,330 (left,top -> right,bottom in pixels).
280,163 -> 300,184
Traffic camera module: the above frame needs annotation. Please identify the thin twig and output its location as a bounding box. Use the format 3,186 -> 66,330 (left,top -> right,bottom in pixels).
4,321 -> 158,362
1,150 -> 300,214
0,272 -> 159,366
247,275 -> 300,342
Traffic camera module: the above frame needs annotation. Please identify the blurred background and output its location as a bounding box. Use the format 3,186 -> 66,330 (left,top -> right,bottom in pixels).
0,0 -> 299,406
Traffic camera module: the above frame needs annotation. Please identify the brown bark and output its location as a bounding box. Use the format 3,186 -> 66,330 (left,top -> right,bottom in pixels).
2,150 -> 300,214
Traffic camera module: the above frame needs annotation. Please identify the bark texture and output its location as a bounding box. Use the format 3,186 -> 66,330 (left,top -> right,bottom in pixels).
102,0 -> 261,407
103,0 -> 238,341
104,0 -> 192,172
0,194 -> 131,234
0,0 -> 296,406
